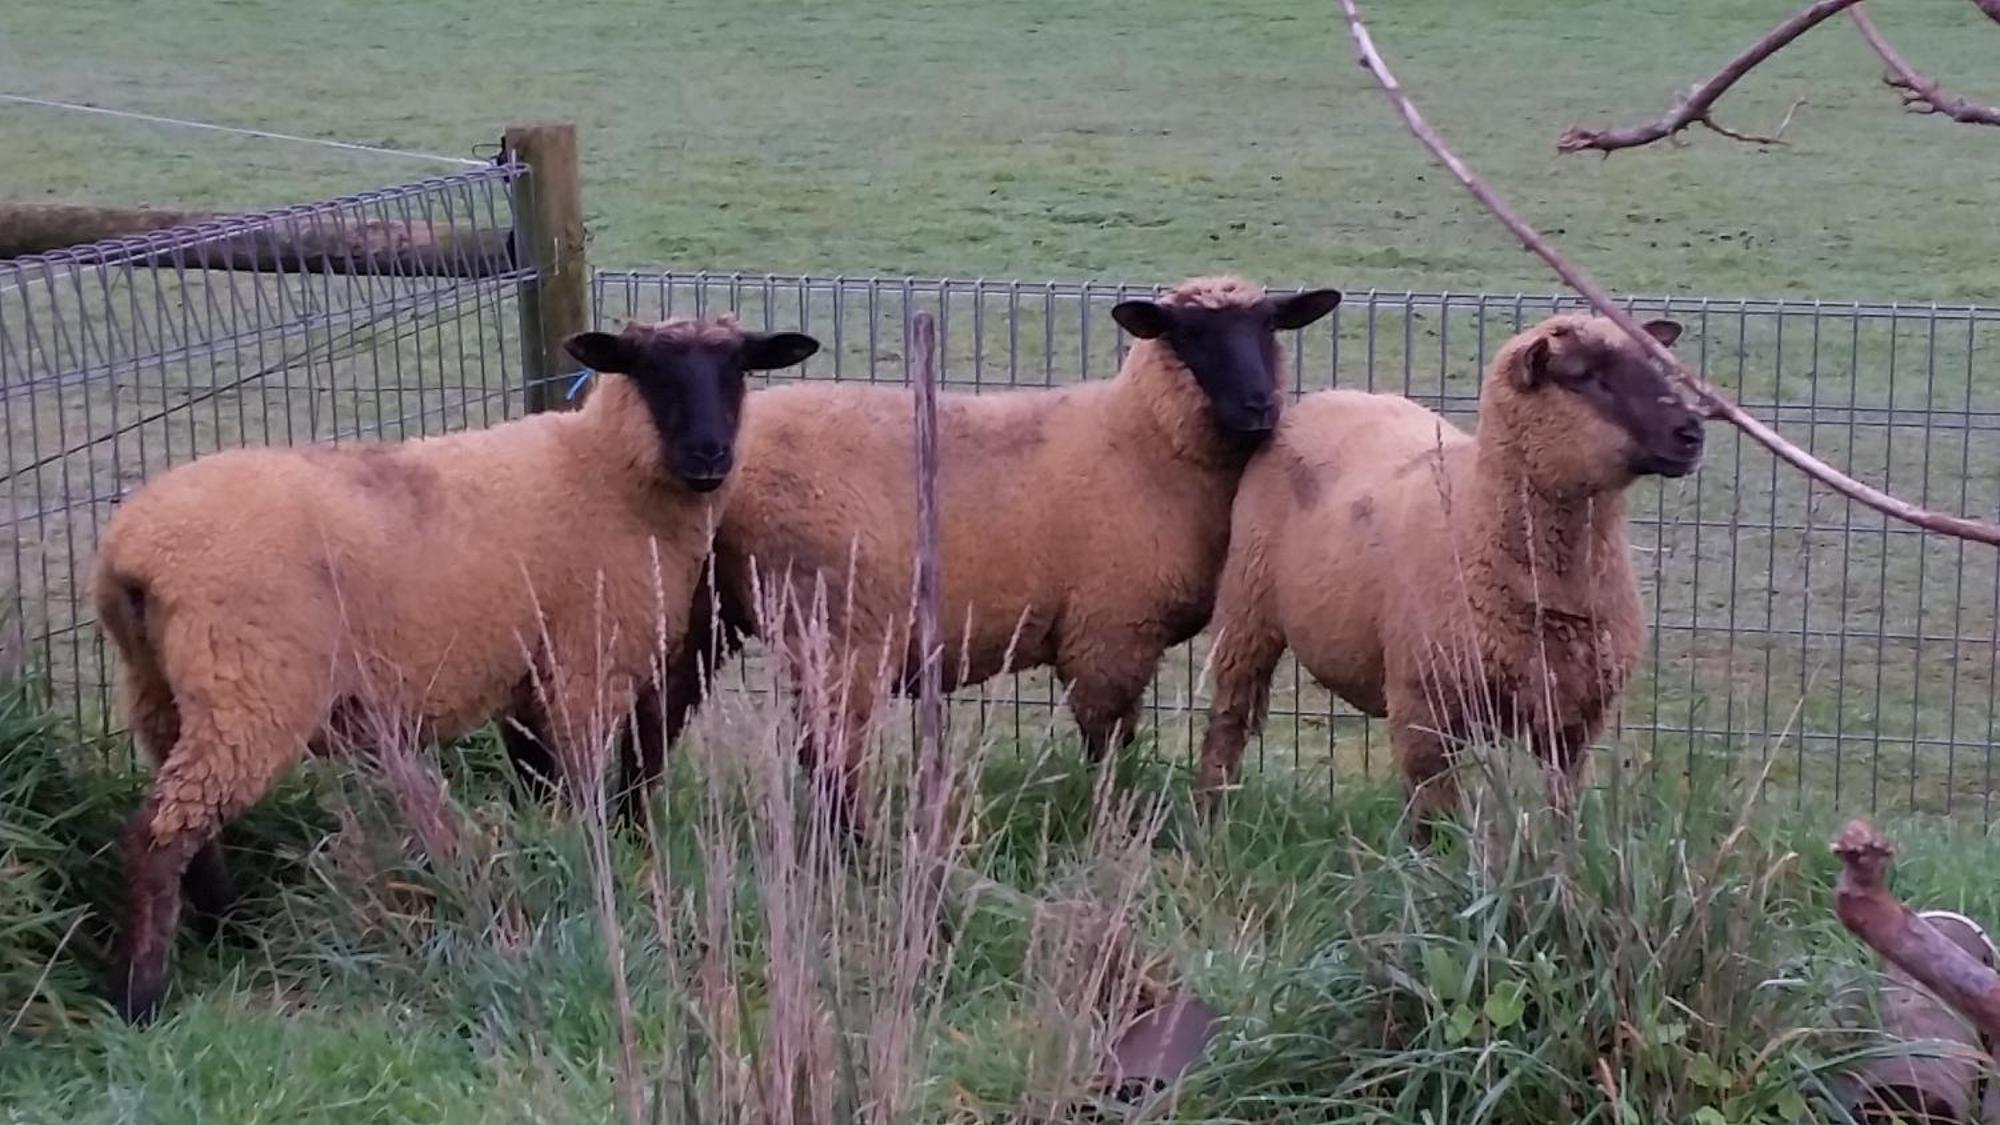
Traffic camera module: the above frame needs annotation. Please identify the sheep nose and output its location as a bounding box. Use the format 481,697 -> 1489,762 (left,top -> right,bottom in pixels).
1246,395 -> 1281,429
1674,418 -> 1705,451
686,440 -> 729,467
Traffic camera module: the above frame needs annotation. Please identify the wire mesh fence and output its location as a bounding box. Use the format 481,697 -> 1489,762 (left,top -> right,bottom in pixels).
597,270 -> 2000,820
7,215 -> 1996,820
1,164 -> 533,732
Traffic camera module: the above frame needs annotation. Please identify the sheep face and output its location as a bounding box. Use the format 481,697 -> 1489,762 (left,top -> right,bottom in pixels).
1504,316 -> 1706,490
566,322 -> 820,491
1112,288 -> 1343,441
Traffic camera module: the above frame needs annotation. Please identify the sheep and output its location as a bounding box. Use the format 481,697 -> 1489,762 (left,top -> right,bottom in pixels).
1194,313 -> 1706,837
658,276 -> 1343,829
91,314 -> 819,1023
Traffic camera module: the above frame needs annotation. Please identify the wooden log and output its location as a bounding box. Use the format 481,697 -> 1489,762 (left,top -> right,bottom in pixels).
0,201 -> 514,277
1833,820 -> 2000,1124
1834,821 -> 2000,1042
1846,910 -> 1994,1123
505,122 -> 588,414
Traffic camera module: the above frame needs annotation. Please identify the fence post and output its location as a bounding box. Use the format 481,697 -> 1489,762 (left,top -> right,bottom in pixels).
909,311 -> 945,829
504,122 -> 588,414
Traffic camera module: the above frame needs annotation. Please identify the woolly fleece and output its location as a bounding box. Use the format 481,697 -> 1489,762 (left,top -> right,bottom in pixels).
1197,314 -> 1696,826
693,276 -> 1294,812
94,317 -> 738,1019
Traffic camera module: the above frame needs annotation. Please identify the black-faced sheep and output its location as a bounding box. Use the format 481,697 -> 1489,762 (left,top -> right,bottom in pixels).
92,315 -> 818,1023
1194,314 -> 1706,836
660,276 -> 1342,828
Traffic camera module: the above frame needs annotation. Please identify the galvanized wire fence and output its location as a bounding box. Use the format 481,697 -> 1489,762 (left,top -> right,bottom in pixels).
598,270 -> 2000,819
7,211 -> 1996,820
1,164 -> 533,730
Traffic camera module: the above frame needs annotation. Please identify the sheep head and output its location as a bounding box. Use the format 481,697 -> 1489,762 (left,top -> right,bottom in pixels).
1491,314 -> 1706,493
1112,277 -> 1342,444
564,316 -> 819,492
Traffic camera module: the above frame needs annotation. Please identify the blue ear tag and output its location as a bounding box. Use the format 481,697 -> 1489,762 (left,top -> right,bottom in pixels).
565,368 -> 597,401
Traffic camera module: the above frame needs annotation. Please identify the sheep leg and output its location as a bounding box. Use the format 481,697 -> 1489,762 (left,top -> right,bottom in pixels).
1196,621 -> 1287,812
807,683 -> 877,840
1392,709 -> 1462,848
115,721 -> 300,1025
1068,680 -> 1144,766
617,592 -> 749,830
784,653 -> 878,841
1058,643 -> 1157,767
1543,723 -> 1596,816
121,667 -> 240,942
614,687 -> 666,830
499,688 -> 565,805
532,652 -> 643,823
115,796 -> 212,1025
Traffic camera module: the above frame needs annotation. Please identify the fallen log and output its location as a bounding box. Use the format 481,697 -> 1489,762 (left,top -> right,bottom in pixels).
0,201 -> 516,277
1832,819 -> 2000,1123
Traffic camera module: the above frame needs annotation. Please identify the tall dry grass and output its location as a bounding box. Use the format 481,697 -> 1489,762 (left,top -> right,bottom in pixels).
8,565 -> 1993,1121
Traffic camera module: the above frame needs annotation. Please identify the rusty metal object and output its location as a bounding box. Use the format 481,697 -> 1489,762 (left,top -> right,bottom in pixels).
1102,993 -> 1223,1105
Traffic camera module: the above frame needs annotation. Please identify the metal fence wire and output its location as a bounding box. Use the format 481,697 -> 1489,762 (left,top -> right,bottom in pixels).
597,270 -> 2000,820
0,164 -> 533,730
7,193 -> 1998,821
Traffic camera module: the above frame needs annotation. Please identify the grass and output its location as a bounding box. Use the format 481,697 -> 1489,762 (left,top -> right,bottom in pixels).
2,0 -> 1996,299
4,653 -> 1998,1123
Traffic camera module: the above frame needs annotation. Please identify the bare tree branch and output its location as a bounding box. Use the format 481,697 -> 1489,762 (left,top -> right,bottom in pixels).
1556,0 -> 1858,154
1833,820 -> 2000,1043
1852,6 -> 2000,127
1337,0 -> 2000,547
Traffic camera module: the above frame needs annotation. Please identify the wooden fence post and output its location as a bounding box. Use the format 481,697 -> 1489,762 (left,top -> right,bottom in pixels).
504,122 -> 588,414
909,310 -> 945,830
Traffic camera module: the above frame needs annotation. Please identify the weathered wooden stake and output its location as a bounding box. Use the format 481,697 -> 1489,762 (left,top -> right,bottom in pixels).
504,123 -> 588,414
909,310 -> 947,832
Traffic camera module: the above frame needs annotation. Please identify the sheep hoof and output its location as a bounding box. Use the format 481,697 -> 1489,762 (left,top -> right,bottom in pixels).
1404,815 -> 1440,850
1192,786 -> 1228,825
110,975 -> 165,1027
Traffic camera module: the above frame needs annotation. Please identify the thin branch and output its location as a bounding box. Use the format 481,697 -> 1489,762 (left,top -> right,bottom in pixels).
1556,0 -> 1859,154
1852,6 -> 2000,127
1833,820 -> 2000,1043
1701,97 -> 1807,145
1337,0 -> 2000,547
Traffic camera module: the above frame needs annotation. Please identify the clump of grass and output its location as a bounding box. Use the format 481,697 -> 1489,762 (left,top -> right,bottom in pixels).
0,672 -> 113,1035
8,592 -> 1989,1123
1174,753 -> 1887,1124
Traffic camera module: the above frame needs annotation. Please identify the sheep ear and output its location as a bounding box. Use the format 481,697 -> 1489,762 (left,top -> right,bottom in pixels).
1641,319 -> 1683,349
564,331 -> 633,374
1112,300 -> 1174,340
1516,337 -> 1552,391
741,331 -> 820,371
1271,289 -> 1343,330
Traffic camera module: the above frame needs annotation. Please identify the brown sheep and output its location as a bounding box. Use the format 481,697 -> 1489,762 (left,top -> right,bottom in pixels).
92,315 -> 818,1023
661,276 -> 1343,828
1195,313 -> 1706,837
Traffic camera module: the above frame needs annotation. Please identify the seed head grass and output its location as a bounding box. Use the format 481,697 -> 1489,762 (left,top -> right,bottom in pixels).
4,648 -> 1996,1122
